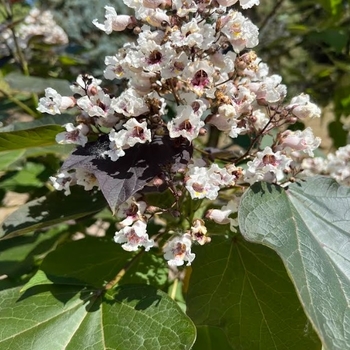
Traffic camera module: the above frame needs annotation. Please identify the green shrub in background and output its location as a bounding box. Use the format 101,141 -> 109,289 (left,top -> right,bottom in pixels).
253,0 -> 350,148
37,0 -> 133,76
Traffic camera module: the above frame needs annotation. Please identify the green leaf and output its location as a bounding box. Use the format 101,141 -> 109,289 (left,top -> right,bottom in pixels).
318,0 -> 343,16
0,284 -> 196,350
308,29 -> 348,54
5,72 -> 71,95
0,114 -> 75,132
0,125 -> 64,152
192,326 -> 233,350
0,149 -> 25,171
238,177 -> 350,350
186,236 -> 321,349
328,120 -> 347,148
0,227 -> 67,281
23,236 -> 169,292
23,144 -> 75,158
22,237 -> 131,290
0,187 -> 106,239
120,251 -> 168,288
0,161 -> 46,190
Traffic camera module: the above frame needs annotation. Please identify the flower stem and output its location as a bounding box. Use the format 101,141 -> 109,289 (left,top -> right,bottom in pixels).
0,88 -> 38,118
104,249 -> 144,290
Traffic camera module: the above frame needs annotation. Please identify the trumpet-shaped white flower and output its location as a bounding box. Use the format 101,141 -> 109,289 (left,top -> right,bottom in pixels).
217,0 -> 260,9
249,75 -> 287,103
163,234 -> 195,266
37,88 -> 74,115
326,145 -> 350,186
114,220 -> 154,251
185,163 -> 236,200
287,94 -> 321,119
103,129 -> 127,162
220,10 -> 259,52
123,118 -> 152,146
93,6 -> 134,34
206,197 -> 241,232
49,171 -> 74,196
111,88 -> 149,117
244,147 -> 293,184
75,168 -> 99,191
276,127 -> 321,157
167,105 -> 205,142
55,123 -> 89,146
77,91 -> 114,119
116,197 -> 147,226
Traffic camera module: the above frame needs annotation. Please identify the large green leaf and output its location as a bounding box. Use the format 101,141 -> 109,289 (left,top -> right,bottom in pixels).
119,251 -> 168,288
0,161 -> 46,190
0,187 -> 106,239
0,114 -> 74,132
22,237 -> 132,290
0,125 -> 64,152
192,326 -> 233,350
23,236 -> 168,292
0,149 -> 25,171
186,236 -> 321,349
0,227 -> 67,282
238,176 -> 350,350
5,72 -> 71,95
0,284 -> 196,349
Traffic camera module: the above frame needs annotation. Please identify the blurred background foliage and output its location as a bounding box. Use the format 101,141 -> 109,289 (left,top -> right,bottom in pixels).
251,0 -> 350,149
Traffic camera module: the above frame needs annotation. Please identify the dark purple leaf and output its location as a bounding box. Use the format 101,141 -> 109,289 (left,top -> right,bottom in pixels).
61,135 -> 192,212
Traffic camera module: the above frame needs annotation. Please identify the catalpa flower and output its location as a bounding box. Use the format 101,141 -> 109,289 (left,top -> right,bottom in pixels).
286,93 -> 321,119
116,197 -> 147,227
37,88 -> 74,115
163,234 -> 195,266
93,6 -> 135,34
114,220 -> 154,252
55,123 -> 89,147
167,105 -> 205,142
220,10 -> 259,52
217,0 -> 260,9
49,171 -> 74,196
276,128 -> 321,157
244,147 -> 293,184
76,168 -> 99,191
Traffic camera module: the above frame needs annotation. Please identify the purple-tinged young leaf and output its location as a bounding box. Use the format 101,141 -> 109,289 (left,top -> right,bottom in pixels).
61,135 -> 192,212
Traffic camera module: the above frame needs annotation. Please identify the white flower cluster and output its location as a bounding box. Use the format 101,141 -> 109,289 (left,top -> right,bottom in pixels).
1,8 -> 68,58
40,0 -> 324,266
302,144 -> 350,186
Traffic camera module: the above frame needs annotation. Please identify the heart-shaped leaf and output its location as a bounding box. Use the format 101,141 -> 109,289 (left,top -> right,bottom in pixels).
22,237 -> 132,290
5,72 -> 71,94
61,135 -> 192,211
186,235 -> 321,349
0,187 -> 106,239
238,176 -> 350,350
0,114 -> 74,132
0,284 -> 196,350
0,125 -> 64,152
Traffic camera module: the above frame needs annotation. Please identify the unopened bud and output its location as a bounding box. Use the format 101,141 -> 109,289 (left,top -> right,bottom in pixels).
199,127 -> 207,136
146,205 -> 161,214
89,85 -> 98,96
133,26 -> 142,35
152,176 -> 165,187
